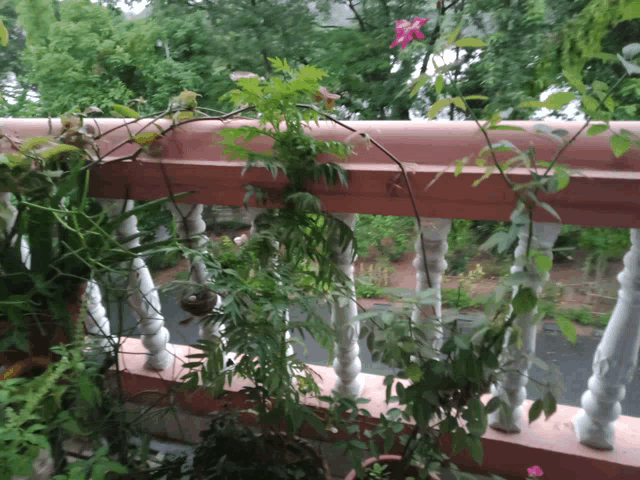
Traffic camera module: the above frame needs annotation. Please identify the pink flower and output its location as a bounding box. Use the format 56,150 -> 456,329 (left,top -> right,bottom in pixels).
314,86 -> 341,110
527,466 -> 544,477
390,17 -> 429,50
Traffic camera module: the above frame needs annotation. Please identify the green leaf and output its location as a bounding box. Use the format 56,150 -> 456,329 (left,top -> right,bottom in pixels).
0,19 -> 7,46
555,316 -> 576,344
512,287 -> 537,315
406,363 -> 421,382
587,124 -> 608,136
428,98 -> 453,119
112,104 -> 140,118
518,100 -> 546,108
447,25 -> 462,45
543,391 -> 557,420
435,76 -> 445,95
487,125 -> 525,131
563,68 -> 587,95
19,136 -> 53,152
133,132 -> 160,145
528,398 -> 543,424
533,254 -> 552,273
604,96 -> 615,113
451,428 -> 467,455
610,134 -> 631,157
451,97 -> 467,111
454,38 -> 487,48
411,75 -> 429,98
544,92 -> 576,110
463,95 -> 489,101
40,144 -> 80,160
472,166 -> 496,187
621,3 -> 640,21
466,435 -> 484,465
581,95 -> 600,114
455,157 -> 468,177
485,397 -> 502,414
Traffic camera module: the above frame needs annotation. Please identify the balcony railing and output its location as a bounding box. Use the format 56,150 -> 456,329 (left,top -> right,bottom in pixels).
2,118 -> 640,479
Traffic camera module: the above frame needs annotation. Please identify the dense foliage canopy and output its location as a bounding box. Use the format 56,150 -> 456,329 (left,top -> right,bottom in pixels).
0,0 -> 638,120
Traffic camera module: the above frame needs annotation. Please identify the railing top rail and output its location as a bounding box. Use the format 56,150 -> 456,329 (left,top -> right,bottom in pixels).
2,118 -> 640,228
2,118 -> 640,171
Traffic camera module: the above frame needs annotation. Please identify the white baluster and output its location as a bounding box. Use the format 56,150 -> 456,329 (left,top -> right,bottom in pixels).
84,279 -> 115,356
99,199 -> 173,370
165,203 -> 225,348
412,217 -> 452,356
1,192 -> 30,268
573,229 -> 640,450
489,222 -> 562,433
330,212 -> 363,397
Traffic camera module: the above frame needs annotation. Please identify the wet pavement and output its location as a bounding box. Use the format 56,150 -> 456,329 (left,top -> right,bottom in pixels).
103,288 -> 640,419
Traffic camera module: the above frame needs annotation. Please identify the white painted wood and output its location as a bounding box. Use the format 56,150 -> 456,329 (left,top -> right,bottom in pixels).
99,199 -> 173,370
330,212 -> 363,397
573,229 -> 640,450
412,217 -> 452,356
489,222 -> 562,433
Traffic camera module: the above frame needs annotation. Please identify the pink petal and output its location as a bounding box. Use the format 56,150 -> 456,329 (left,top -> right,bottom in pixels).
527,466 -> 544,477
414,31 -> 425,40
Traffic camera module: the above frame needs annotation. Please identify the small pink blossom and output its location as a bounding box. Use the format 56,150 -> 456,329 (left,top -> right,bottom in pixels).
527,466 -> 544,477
314,86 -> 341,110
390,17 -> 429,50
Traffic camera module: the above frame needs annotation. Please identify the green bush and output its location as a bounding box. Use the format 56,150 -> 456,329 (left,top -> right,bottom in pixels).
446,219 -> 474,274
578,227 -> 630,259
354,214 -> 415,262
441,287 -> 474,309
355,280 -> 385,299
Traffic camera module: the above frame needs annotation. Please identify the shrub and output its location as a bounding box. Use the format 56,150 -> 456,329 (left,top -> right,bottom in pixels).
354,214 -> 415,262
446,219 -> 474,274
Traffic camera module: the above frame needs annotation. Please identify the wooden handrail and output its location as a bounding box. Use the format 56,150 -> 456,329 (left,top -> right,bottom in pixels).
2,118 -> 639,227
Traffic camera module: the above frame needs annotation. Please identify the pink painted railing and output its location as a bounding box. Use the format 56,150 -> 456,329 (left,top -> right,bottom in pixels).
2,118 -> 640,479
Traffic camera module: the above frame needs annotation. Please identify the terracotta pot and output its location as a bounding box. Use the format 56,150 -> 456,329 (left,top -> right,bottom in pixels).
0,282 -> 87,370
344,455 -> 434,480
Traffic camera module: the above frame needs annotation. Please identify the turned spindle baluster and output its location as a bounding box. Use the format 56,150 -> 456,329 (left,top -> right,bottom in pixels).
99,198 -> 173,370
573,229 -> 640,450
330,212 -> 363,397
489,222 -> 562,433
412,217 -> 452,356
